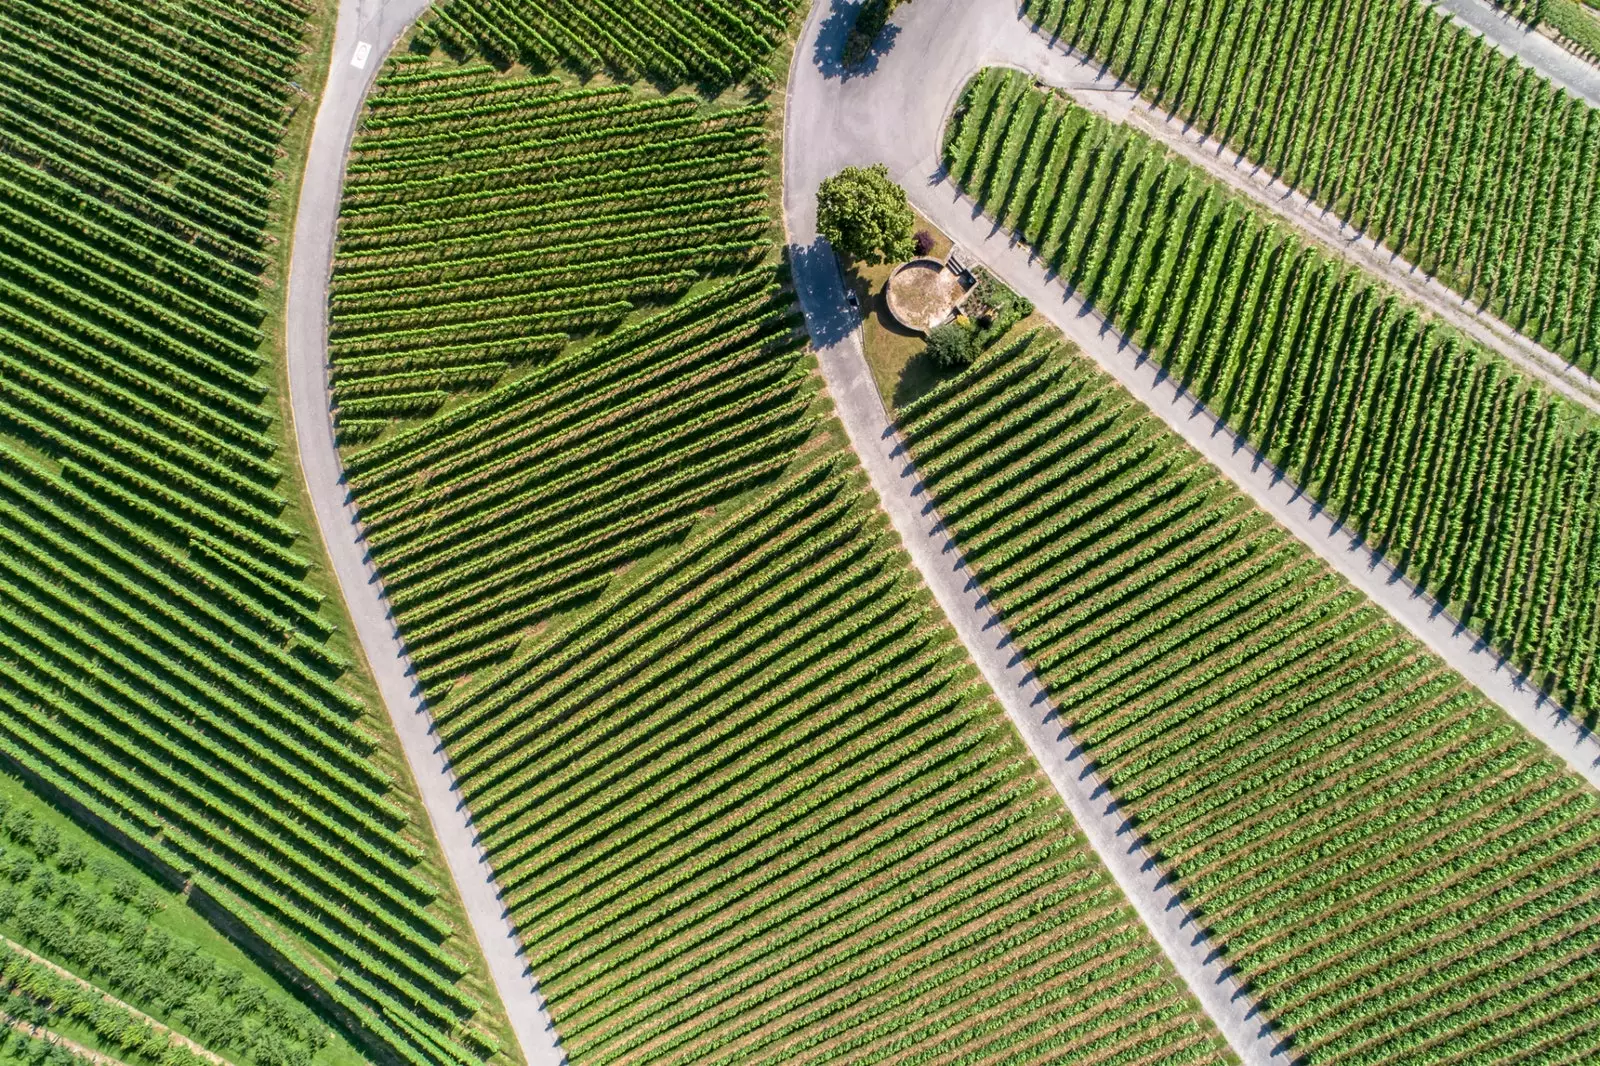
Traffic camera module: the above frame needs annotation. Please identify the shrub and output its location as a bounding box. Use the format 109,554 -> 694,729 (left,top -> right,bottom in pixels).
914,230 -> 936,256
925,323 -> 978,367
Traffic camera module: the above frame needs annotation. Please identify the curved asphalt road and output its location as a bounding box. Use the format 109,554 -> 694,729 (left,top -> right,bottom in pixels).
283,2 -> 566,1063
784,0 -> 1600,1057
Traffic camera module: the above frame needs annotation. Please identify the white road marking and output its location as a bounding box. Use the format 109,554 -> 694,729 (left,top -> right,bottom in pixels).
351,41 -> 372,69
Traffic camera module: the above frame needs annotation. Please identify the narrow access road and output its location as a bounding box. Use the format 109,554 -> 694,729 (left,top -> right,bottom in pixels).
1428,0 -> 1600,107
785,0 -> 1600,788
283,2 -> 567,1064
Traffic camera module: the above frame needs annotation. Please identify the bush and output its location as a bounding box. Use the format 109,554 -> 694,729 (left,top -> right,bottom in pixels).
925,323 -> 977,368
913,230 -> 935,256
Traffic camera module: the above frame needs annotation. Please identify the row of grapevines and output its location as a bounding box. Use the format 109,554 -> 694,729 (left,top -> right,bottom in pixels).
329,61 -> 776,426
900,331 -> 1600,1065
426,454 -> 1231,1066
337,269 -> 813,688
947,69 -> 1600,723
1021,0 -> 1600,374
414,0 -> 802,88
0,0 -> 507,1061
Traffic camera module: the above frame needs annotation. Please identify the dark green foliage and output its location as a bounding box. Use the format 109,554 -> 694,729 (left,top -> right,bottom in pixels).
925,322 -> 977,367
817,164 -> 917,265
843,0 -> 907,67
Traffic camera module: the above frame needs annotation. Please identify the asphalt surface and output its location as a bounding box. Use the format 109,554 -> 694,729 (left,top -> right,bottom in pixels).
784,0 -> 1600,1056
282,1 -> 567,1063
1429,0 -> 1600,107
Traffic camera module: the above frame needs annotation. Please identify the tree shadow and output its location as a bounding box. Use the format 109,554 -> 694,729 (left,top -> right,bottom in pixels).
787,240 -> 859,348
813,0 -> 902,79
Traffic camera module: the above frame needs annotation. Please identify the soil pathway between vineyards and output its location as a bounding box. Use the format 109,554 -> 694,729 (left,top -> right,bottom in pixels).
283,0 -> 567,1063
785,0 -> 1600,1057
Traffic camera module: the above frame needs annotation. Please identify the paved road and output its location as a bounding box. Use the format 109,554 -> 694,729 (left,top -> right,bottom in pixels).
1428,0 -> 1600,106
283,2 -> 567,1064
784,0 -> 1600,1056
788,6 -> 1291,1065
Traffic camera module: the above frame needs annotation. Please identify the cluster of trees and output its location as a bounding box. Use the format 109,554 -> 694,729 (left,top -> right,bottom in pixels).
901,332 -> 1600,1064
0,794 -> 326,1066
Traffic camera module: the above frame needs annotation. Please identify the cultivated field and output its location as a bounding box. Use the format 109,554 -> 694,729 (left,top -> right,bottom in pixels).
946,68 -> 1600,724
333,22 -> 1232,1063
901,332 -> 1600,1064
436,458 -> 1228,1066
417,0 -> 801,85
1022,0 -> 1600,374
330,59 -> 776,436
0,774 -> 349,1066
0,0 -> 504,1062
341,270 -> 815,688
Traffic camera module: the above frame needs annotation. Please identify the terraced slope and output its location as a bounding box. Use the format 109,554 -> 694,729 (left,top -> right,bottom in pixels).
946,69 -> 1600,723
1023,0 -> 1600,375
416,0 -> 801,85
900,332 -> 1600,1065
0,0 -> 506,1062
434,457 -> 1229,1066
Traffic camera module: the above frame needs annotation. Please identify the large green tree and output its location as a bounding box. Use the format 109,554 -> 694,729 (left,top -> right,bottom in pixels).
817,164 -> 916,265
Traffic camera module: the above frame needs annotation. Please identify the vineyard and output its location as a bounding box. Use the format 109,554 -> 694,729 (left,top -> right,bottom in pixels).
429,459 -> 1228,1066
330,58 -> 779,436
1021,0 -> 1600,375
416,0 -> 801,86
946,69 -> 1600,723
900,333 -> 1600,1064
340,269 -> 816,689
0,0 -> 505,1063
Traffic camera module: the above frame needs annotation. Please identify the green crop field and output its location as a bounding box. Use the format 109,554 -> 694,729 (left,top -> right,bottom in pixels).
416,0 -> 801,86
330,59 -> 778,438
434,459 -> 1227,1066
0,0 -> 507,1063
900,331 -> 1600,1064
945,69 -> 1600,725
0,772 -> 358,1066
331,18 -> 1235,1065
1021,0 -> 1600,375
340,269 -> 815,687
